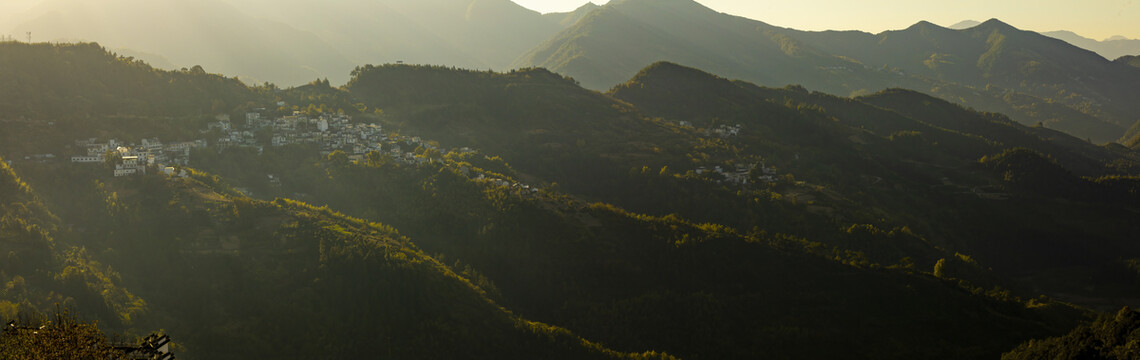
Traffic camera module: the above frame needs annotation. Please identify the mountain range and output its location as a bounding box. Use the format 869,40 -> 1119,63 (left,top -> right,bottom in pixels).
4,1 -> 1140,356
4,41 -> 1140,358
1041,31 -> 1140,61
516,0 -> 1140,143
949,20 -> 1140,66
4,0 -> 591,85
6,0 -> 1138,143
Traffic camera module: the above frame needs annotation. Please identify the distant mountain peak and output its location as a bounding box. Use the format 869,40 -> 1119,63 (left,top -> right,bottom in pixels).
977,18 -> 1017,30
544,2 -> 601,27
1047,30 -> 1083,37
613,0 -> 696,4
1044,30 -> 1140,60
635,61 -> 710,78
610,0 -> 708,10
613,61 -> 726,91
948,20 -> 981,30
569,2 -> 601,16
905,20 -> 945,31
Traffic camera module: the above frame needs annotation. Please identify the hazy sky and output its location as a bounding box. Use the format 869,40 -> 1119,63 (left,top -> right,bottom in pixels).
512,0 -> 1140,40
3,0 -> 1136,40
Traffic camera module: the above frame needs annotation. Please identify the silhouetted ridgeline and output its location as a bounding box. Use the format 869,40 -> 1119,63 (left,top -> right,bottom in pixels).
517,0 -> 1140,143
0,42 -> 254,118
6,0 -> 1135,142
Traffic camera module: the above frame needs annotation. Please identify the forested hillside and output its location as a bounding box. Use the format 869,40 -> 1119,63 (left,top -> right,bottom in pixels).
0,42 -> 254,118
605,63 -> 1140,290
2,41 -> 1139,359
186,143 -> 1095,359
791,19 -> 1140,139
344,63 -> 701,198
344,61 -> 1140,311
7,160 -> 674,359
1003,307 -> 1140,360
0,155 -> 147,330
1119,55 -> 1140,68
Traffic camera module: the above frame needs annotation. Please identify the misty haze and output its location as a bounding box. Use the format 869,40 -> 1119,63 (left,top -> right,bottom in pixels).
2,0 -> 1139,359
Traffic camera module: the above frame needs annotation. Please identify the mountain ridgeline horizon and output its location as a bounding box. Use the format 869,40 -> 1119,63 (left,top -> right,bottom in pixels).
5,0 -> 1138,144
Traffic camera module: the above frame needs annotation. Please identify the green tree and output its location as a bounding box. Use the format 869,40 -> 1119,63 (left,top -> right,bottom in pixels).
327,150 -> 349,166
103,150 -> 122,170
933,258 -> 947,278
423,148 -> 442,163
365,150 -> 386,167
0,310 -> 126,360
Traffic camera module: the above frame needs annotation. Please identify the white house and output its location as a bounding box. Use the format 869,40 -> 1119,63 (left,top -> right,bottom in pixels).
87,143 -> 110,156
114,167 -> 138,177
114,156 -> 145,177
141,138 -> 163,153
71,155 -> 103,163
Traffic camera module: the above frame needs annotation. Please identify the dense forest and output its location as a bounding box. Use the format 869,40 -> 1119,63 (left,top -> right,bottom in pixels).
2,42 -> 1140,358
1002,308 -> 1140,360
5,154 -> 675,359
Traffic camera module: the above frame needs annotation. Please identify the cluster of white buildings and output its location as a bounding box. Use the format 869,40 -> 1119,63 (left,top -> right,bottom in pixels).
208,112 -> 389,157
708,124 -> 743,138
478,174 -> 540,194
66,109 -> 544,195
695,162 -> 778,185
446,163 -> 540,195
676,121 -> 742,138
377,136 -> 449,166
71,138 -> 205,177
208,114 -> 260,153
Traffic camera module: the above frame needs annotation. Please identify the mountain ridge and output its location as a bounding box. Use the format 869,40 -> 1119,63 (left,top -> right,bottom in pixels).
1042,30 -> 1140,60
517,6 -> 1139,143
7,0 -> 1135,144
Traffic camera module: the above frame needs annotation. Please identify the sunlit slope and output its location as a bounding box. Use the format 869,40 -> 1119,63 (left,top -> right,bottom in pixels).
0,156 -> 147,329
607,62 -> 1140,298
47,170 -> 673,360
191,145 -> 1090,360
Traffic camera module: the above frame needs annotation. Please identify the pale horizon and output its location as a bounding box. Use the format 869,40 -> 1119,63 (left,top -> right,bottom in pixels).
511,0 -> 1140,41
3,0 -> 1137,40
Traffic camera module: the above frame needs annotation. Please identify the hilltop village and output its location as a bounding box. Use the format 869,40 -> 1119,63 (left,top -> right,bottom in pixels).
62,112 -> 777,191
62,112 -> 546,194
68,112 -> 436,174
